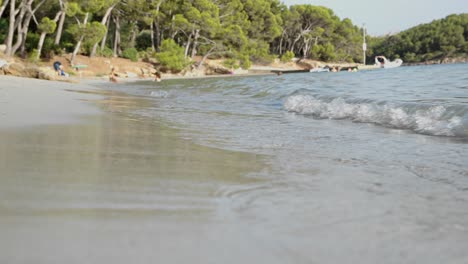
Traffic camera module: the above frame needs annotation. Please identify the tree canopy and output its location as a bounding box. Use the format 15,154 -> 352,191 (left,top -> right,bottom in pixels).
368,14 -> 468,63
1,0 -> 465,69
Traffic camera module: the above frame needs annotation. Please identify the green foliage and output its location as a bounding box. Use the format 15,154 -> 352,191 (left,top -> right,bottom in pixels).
138,48 -> 157,61
60,31 -> 76,53
155,39 -> 189,72
310,43 -> 336,61
66,2 -> 80,17
84,22 -> 107,45
79,0 -> 106,13
8,0 -> 465,70
43,41 -> 62,58
223,59 -> 240,69
122,47 -> 139,62
38,17 -> 57,34
237,53 -> 252,69
0,19 -> 8,43
370,14 -> 468,62
25,33 -> 40,52
27,49 -> 40,63
98,46 -> 113,58
280,51 -> 295,62
248,40 -> 276,63
136,30 -> 152,51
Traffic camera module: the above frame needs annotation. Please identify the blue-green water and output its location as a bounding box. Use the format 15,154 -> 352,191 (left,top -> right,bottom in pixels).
104,63 -> 468,263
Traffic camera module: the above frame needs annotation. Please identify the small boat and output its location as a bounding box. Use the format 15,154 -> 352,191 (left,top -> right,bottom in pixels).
375,56 -> 403,69
309,67 -> 330,73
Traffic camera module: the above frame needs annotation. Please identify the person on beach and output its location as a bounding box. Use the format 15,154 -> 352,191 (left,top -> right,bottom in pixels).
109,67 -> 118,83
53,61 -> 63,76
153,71 -> 162,82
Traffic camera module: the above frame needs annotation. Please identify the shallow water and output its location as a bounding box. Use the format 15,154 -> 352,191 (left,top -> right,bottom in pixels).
1,64 -> 468,263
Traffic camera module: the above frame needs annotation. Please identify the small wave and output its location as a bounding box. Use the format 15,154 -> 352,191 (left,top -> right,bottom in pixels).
284,95 -> 468,137
150,90 -> 169,98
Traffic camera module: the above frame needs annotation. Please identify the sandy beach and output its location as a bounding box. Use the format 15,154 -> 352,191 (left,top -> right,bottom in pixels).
0,75 -> 266,264
2,66 -> 467,264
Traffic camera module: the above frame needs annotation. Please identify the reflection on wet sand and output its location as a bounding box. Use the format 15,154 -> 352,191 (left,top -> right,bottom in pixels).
0,91 -> 266,263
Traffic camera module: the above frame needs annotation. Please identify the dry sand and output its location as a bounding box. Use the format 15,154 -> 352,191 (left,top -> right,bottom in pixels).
0,75 -> 102,128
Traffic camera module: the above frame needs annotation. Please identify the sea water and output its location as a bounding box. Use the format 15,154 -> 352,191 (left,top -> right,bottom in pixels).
107,63 -> 468,263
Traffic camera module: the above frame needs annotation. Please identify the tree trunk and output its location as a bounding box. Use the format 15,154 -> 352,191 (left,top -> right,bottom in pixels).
71,12 -> 89,64
198,45 -> 216,69
36,32 -> 47,59
18,0 -> 46,57
112,15 -> 121,57
4,0 -> 15,56
10,0 -> 29,57
191,29 -> 200,58
184,33 -> 192,58
54,4 -> 66,45
150,21 -> 155,51
90,3 -> 116,57
128,21 -> 137,48
290,33 -> 302,55
19,1 -> 35,57
278,31 -> 285,55
100,17 -> 111,52
0,0 -> 9,20
303,41 -> 309,59
36,11 -> 62,59
154,21 -> 160,51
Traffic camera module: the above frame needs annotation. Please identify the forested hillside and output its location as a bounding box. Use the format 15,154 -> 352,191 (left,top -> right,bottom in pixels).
367,14 -> 468,63
1,1 -> 465,69
0,0 -> 363,70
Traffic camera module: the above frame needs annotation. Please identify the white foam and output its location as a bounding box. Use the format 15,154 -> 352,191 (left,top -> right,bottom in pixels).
150,90 -> 169,98
284,95 -> 467,137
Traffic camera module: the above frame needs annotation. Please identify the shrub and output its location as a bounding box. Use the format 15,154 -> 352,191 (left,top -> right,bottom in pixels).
122,47 -> 139,62
27,49 -> 40,63
280,51 -> 295,62
239,54 -> 251,69
136,30 -> 152,51
222,58 -> 239,70
98,46 -> 113,58
155,39 -> 189,72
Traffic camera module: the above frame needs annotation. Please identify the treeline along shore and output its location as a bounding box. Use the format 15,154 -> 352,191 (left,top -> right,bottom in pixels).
0,0 -> 467,79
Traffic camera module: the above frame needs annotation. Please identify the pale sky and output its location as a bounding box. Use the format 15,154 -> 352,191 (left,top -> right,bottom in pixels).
282,0 -> 468,36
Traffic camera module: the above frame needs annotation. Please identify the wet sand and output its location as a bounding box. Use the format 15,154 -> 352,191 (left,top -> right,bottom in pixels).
0,76 -> 266,263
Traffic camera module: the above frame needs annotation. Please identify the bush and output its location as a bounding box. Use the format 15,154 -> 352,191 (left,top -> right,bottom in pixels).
280,51 -> 295,62
25,33 -> 40,52
155,39 -> 189,72
138,48 -> 156,61
122,47 -> 139,62
239,54 -> 251,69
27,49 -> 40,63
222,58 -> 239,70
98,46 -> 113,58
136,30 -> 152,51
42,40 -> 62,59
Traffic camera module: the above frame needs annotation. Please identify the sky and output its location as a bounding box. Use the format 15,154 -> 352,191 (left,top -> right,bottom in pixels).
282,0 -> 468,36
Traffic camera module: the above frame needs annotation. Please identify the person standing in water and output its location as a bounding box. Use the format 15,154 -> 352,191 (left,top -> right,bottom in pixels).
109,67 -> 118,83
154,71 -> 162,82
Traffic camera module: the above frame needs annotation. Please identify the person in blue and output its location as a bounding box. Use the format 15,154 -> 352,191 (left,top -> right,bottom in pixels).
53,61 -> 66,76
